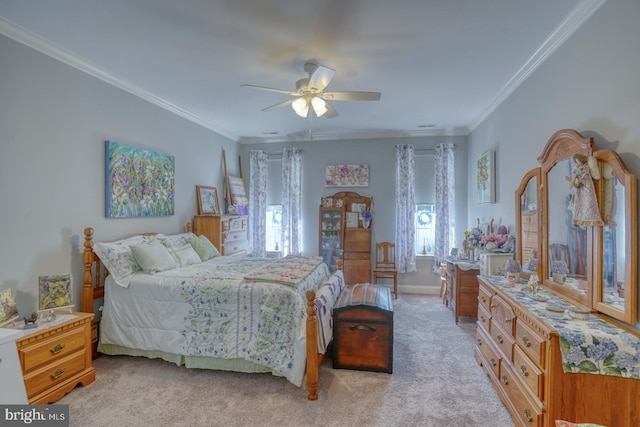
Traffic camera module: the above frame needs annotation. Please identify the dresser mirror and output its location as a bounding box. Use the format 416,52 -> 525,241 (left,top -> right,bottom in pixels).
516,129 -> 638,326
515,168 -> 540,271
592,149 -> 637,324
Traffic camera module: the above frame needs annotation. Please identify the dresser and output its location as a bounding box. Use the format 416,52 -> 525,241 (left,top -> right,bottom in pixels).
445,259 -> 480,323
476,276 -> 640,426
478,252 -> 513,276
9,312 -> 95,404
193,214 -> 248,256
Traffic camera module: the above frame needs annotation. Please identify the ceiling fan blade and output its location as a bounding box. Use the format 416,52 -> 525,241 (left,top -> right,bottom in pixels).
308,65 -> 336,92
323,103 -> 338,118
261,98 -> 296,112
322,91 -> 381,101
241,84 -> 298,96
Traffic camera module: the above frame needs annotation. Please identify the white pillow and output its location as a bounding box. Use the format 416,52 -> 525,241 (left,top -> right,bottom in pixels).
93,235 -> 151,287
188,235 -> 221,261
157,232 -> 197,249
170,244 -> 202,267
130,241 -> 176,274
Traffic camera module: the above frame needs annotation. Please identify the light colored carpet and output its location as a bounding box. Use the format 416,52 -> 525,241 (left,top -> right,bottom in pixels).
59,294 -> 514,427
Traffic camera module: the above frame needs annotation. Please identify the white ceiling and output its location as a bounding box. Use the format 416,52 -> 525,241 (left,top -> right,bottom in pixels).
0,0 -> 600,143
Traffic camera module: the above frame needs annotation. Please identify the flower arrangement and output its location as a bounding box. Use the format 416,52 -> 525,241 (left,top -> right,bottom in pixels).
464,227 -> 485,249
363,210 -> 373,221
480,233 -> 508,248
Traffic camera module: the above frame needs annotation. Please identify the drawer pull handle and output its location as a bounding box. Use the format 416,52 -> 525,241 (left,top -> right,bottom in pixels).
490,358 -> 496,367
50,368 -> 65,380
501,375 -> 509,385
504,318 -> 511,323
520,365 -> 529,377
349,324 -> 376,332
480,316 -> 486,323
521,336 -> 531,348
50,343 -> 66,354
477,339 -> 482,346
497,335 -> 504,344
523,408 -> 533,422
491,304 -> 497,309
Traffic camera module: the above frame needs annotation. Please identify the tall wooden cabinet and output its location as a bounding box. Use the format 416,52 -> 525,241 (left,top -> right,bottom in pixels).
319,192 -> 372,285
193,214 -> 248,256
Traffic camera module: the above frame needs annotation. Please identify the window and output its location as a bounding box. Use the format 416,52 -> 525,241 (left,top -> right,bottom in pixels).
266,205 -> 282,252
415,203 -> 435,256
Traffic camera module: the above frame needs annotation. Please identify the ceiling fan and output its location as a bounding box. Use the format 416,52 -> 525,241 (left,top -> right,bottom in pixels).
242,60 -> 381,119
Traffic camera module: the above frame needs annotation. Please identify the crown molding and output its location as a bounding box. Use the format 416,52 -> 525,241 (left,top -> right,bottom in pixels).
467,0 -> 606,132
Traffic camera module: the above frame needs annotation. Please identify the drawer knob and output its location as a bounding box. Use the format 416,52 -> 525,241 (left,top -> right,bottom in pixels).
477,339 -> 482,346
490,358 -> 497,367
480,316 -> 486,323
349,324 -> 377,332
523,408 -> 533,422
497,335 -> 504,344
504,318 -> 511,323
50,343 -> 66,354
501,375 -> 509,385
521,336 -> 531,348
50,368 -> 65,380
520,365 -> 529,377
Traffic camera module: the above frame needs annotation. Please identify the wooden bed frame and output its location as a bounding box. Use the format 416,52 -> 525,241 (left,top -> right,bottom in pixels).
81,226 -> 327,400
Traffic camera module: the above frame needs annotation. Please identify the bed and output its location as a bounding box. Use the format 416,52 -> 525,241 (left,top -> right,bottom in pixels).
81,227 -> 345,400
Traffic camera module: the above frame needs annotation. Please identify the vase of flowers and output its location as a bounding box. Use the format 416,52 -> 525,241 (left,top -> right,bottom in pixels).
362,210 -> 373,228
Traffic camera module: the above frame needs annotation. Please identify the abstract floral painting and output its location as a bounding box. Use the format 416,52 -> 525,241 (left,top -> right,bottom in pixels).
477,151 -> 495,204
105,141 -> 175,217
38,274 -> 73,311
325,164 -> 369,187
0,288 -> 19,327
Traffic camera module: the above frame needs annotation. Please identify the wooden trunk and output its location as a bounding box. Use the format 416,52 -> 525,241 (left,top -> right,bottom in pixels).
333,283 -> 393,373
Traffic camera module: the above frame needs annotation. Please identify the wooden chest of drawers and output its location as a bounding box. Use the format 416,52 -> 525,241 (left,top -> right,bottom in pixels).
445,260 -> 480,323
333,283 -> 393,373
13,312 -> 95,404
193,214 -> 248,256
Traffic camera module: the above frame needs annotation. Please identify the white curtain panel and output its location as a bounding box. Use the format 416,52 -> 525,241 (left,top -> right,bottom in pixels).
434,143 -> 456,263
249,150 -> 268,257
281,147 -> 303,256
395,144 -> 417,273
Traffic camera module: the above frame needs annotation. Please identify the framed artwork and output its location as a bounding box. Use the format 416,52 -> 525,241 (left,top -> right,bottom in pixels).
105,140 -> 175,218
477,151 -> 495,204
0,288 -> 19,327
345,212 -> 359,228
325,164 -> 369,187
38,274 -> 73,311
196,185 -> 220,215
227,176 -> 248,215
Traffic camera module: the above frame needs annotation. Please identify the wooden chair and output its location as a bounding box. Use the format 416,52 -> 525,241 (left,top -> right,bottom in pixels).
372,242 -> 398,299
549,243 -> 571,273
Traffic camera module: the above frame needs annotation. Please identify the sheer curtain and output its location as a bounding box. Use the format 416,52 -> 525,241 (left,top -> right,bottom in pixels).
281,147 -> 303,256
395,144 -> 416,273
249,150 -> 268,257
434,143 -> 456,263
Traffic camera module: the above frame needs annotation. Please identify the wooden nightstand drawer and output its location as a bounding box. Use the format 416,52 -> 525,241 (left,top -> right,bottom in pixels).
23,350 -> 86,399
19,327 -> 85,373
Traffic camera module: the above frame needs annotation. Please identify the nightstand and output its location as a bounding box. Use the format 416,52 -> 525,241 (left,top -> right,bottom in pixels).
8,312 -> 95,404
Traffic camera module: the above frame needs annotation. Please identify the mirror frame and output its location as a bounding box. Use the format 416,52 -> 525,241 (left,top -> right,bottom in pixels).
537,129 -> 594,307
515,167 -> 541,271
592,149 -> 637,324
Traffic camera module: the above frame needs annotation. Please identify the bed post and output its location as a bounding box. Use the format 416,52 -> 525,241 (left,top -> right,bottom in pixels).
82,227 -> 95,314
305,289 -> 319,401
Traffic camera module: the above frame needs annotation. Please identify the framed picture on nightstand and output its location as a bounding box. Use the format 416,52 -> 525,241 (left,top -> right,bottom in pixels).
38,274 -> 73,312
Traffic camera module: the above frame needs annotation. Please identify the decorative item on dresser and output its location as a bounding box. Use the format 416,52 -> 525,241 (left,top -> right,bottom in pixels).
478,252 -> 513,277
193,214 -> 248,256
4,312 -> 95,404
319,192 -> 372,285
444,258 -> 480,323
476,129 -> 640,427
333,283 -> 393,373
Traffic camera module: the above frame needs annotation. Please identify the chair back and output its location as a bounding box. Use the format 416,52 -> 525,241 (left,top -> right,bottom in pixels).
549,243 -> 571,272
375,242 -> 396,269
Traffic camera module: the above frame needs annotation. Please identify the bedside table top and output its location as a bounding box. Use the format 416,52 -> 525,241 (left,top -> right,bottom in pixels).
2,312 -> 92,339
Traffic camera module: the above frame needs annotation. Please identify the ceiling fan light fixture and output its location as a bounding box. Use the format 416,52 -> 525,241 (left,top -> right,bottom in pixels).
311,97 -> 327,117
292,98 -> 308,117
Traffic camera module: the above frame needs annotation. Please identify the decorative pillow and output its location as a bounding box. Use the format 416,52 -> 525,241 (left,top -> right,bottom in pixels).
93,235 -> 151,287
157,232 -> 197,249
187,235 -> 221,261
169,244 -> 202,267
130,241 -> 176,274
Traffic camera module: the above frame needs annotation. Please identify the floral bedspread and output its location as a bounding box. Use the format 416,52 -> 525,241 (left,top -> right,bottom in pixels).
243,255 -> 325,286
99,255 -> 330,387
482,275 -> 640,379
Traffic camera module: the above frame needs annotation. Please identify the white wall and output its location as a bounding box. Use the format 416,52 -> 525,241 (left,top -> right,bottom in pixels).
0,35 -> 240,313
467,0 -> 640,328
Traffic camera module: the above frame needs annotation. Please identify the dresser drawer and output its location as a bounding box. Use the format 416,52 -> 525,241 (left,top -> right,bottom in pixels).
515,319 -> 546,368
476,325 -> 501,379
499,361 -> 543,426
222,230 -> 247,244
23,350 -> 86,399
513,345 -> 543,398
490,295 -> 516,335
477,285 -> 493,314
222,239 -> 248,255
490,321 -> 515,361
19,327 -> 85,373
477,304 -> 491,331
